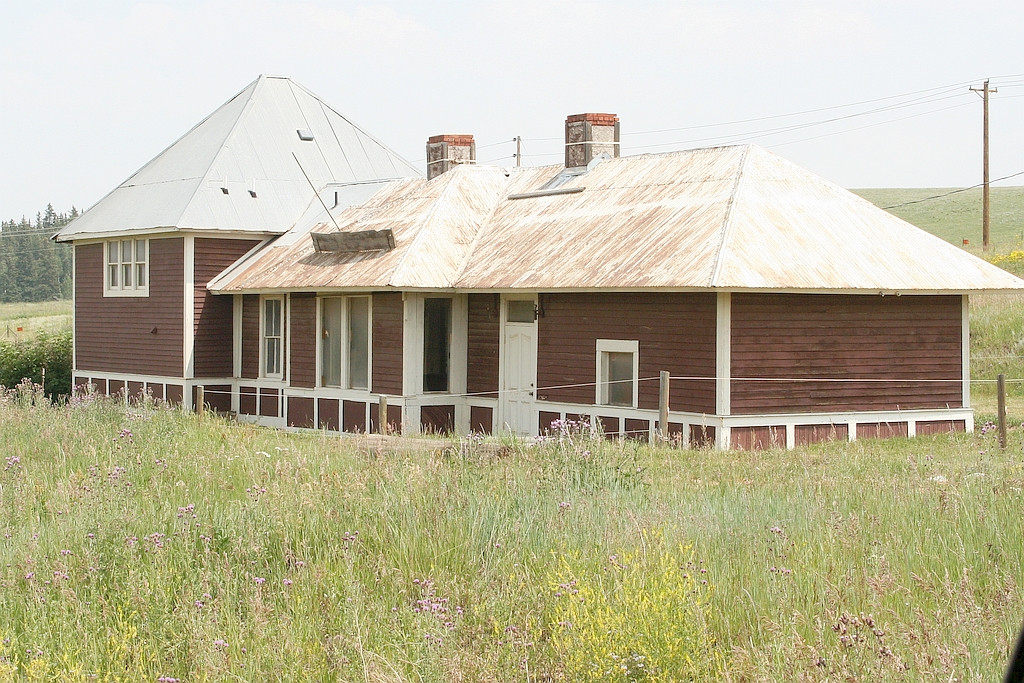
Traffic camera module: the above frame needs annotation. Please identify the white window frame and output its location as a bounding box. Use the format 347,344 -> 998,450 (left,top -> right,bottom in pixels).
103,238 -> 149,297
260,295 -> 285,380
596,339 -> 640,408
318,295 -> 372,390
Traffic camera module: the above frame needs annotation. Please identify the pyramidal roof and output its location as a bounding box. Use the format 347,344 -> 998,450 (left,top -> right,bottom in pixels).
212,144 -> 1024,294
57,75 -> 420,241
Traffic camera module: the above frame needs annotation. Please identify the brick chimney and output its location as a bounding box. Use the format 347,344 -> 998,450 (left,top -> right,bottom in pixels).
426,134 -> 476,180
565,113 -> 619,168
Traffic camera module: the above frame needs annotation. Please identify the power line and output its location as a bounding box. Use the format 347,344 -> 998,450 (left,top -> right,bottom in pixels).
880,170 -> 1024,210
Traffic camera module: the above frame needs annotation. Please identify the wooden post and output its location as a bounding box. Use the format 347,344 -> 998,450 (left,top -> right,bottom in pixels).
196,385 -> 205,416
997,373 -> 1007,449
378,395 -> 388,435
655,370 -> 670,445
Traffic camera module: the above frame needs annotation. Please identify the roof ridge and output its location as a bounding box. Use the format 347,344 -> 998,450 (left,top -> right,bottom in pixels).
288,79 -> 421,178
708,145 -> 752,287
174,76 -> 265,227
388,175 -> 458,285
451,169 -> 514,286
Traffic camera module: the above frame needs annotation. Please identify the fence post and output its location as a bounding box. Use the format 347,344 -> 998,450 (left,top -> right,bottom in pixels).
997,373 -> 1007,449
378,395 -> 388,435
654,370 -> 670,445
196,385 -> 205,416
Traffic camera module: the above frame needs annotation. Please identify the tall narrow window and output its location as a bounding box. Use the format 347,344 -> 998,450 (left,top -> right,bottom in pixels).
105,238 -> 148,296
423,298 -> 451,392
320,296 -> 370,389
262,297 -> 284,378
596,339 -> 639,407
321,298 -> 344,386
348,297 -> 369,389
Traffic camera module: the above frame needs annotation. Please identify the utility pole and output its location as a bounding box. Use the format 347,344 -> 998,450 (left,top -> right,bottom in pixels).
970,79 -> 997,251
515,136 -> 522,167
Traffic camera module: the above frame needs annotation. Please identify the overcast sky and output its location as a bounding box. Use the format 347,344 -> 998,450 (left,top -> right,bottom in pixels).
2,0 -> 1022,220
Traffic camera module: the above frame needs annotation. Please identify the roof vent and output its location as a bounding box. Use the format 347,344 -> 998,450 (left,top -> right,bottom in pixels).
248,189 -> 258,198
220,187 -> 229,195
312,229 -> 396,254
297,129 -> 314,141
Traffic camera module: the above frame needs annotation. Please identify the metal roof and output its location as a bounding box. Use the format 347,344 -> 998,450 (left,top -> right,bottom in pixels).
56,76 -> 420,242
210,144 -> 1024,294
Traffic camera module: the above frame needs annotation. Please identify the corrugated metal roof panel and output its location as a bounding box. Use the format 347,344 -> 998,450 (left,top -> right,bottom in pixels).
56,76 -> 420,241
211,144 -> 1024,294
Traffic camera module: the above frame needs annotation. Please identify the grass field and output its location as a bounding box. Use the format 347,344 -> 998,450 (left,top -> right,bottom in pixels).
854,186 -> 1024,256
0,301 -> 71,341
1,191 -> 1023,680
0,392 -> 1021,681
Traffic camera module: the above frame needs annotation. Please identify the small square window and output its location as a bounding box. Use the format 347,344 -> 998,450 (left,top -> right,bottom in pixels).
596,339 -> 639,408
507,300 -> 535,323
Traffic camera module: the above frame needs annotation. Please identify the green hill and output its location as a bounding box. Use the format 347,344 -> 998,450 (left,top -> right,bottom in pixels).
854,186 -> 1024,255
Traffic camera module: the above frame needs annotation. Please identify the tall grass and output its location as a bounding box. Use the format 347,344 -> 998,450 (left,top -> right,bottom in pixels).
0,390 -> 1020,681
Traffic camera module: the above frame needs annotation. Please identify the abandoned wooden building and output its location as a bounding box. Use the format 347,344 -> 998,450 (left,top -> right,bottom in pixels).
56,76 -> 1024,449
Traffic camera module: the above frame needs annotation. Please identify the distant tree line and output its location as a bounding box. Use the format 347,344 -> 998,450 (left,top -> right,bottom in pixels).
0,205 -> 76,302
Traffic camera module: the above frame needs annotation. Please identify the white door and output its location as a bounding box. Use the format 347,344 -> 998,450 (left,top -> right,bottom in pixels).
501,298 -> 538,435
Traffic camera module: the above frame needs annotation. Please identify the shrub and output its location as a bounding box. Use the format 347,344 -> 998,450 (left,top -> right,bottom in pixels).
0,329 -> 72,399
547,532 -> 722,681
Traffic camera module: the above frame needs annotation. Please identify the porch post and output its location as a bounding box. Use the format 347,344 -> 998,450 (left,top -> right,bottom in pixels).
716,291 -> 731,449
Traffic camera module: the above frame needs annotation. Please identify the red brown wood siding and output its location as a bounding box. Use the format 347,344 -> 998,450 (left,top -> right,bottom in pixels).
731,425 -> 786,450
624,418 -> 649,440
343,400 -> 367,433
915,419 -> 966,436
165,384 -> 183,405
240,295 -> 260,379
196,384 -> 231,413
318,398 -> 340,431
731,294 -> 962,414
128,381 -> 144,400
75,239 -> 184,376
690,425 -> 715,448
372,292 -> 403,395
539,411 -> 560,434
471,406 -> 493,434
856,422 -> 909,440
288,397 -> 315,428
536,293 -> 717,413
794,424 -> 849,446
289,293 -> 316,388
468,294 -> 500,397
193,238 -> 259,377
370,403 -> 402,434
421,405 -> 455,433
259,388 -> 279,417
239,386 -> 257,415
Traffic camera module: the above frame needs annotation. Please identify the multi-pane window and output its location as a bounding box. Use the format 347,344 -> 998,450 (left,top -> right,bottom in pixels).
596,339 -> 639,407
320,296 -> 370,389
262,297 -> 284,378
105,238 -> 148,295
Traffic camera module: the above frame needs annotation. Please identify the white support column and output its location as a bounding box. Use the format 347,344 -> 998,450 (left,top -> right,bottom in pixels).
451,294 -> 470,434
715,291 -> 731,449
962,294 -> 971,411
402,292 -> 423,433
71,245 -> 78,380
183,236 -> 195,381
232,294 -> 242,414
